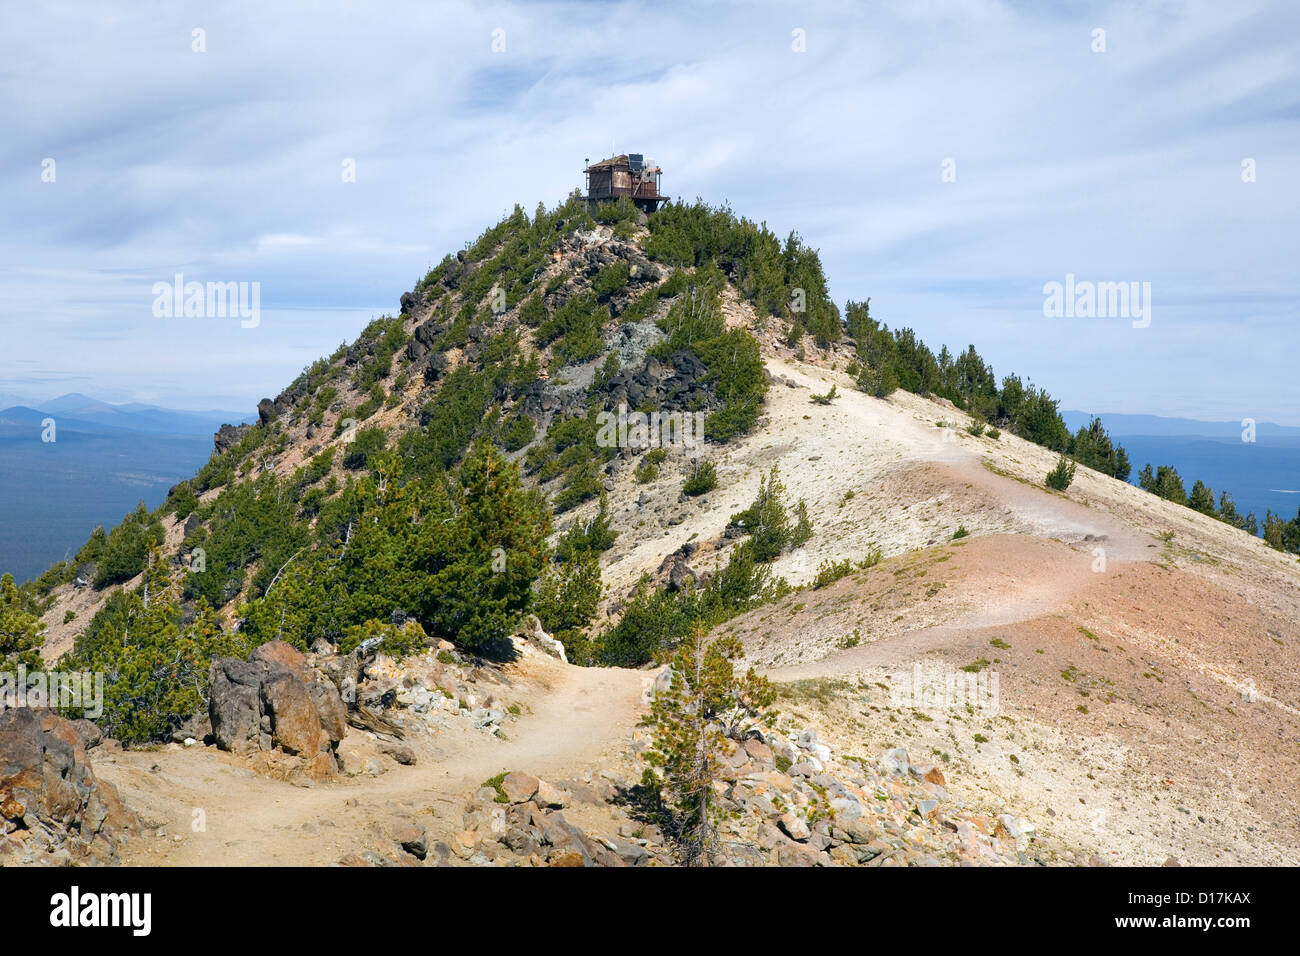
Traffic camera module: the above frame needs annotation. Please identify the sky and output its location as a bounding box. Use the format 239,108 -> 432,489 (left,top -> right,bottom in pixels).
1,0 -> 1297,422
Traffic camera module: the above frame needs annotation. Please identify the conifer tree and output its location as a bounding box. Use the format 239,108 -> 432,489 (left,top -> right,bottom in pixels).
641,625 -> 776,865
731,464 -> 792,561
1188,480 -> 1217,515
0,572 -> 44,669
419,441 -> 551,651
71,546 -> 243,743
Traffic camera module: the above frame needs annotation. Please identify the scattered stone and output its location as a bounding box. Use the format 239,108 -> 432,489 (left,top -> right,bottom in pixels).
779,812 -> 811,842
378,741 -> 416,766
535,779 -> 567,809
501,771 -> 540,804
390,821 -> 428,860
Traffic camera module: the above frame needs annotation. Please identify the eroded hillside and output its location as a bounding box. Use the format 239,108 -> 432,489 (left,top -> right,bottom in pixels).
5,194 -> 1298,867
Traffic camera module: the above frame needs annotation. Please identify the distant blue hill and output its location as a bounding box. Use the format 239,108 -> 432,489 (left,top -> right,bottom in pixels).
1062,411 -> 1300,526
0,394 -> 255,584
1062,410 -> 1300,442
18,393 -> 250,436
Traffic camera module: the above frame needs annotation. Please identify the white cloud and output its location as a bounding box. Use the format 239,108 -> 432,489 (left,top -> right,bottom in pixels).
0,0 -> 1297,421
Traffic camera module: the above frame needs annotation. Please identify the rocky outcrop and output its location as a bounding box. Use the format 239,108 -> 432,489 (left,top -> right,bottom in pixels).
213,421 -> 250,453
208,640 -> 345,776
599,348 -> 714,414
0,708 -> 135,865
514,615 -> 567,662
657,542 -> 697,593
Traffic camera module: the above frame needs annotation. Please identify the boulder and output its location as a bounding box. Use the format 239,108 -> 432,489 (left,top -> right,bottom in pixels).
208,658 -> 263,753
658,547 -> 696,593
778,812 -> 811,842
378,741 -> 416,766
213,422 -> 250,454
208,641 -> 345,775
878,747 -> 911,777
513,615 -> 567,663
390,820 -> 428,860
644,666 -> 674,702
744,738 -> 773,762
0,708 -> 135,864
261,670 -> 324,757
535,779 -> 567,809
501,771 -> 540,804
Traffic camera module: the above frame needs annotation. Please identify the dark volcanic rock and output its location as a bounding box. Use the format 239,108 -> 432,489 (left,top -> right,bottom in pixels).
399,290 -> 424,316
213,422 -> 250,453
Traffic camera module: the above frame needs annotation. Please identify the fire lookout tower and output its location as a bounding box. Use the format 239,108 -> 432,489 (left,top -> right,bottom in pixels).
583,153 -> 666,213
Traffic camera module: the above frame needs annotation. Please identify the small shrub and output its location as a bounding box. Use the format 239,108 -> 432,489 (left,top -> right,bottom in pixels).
635,448 -> 667,483
482,772 -> 511,804
810,384 -> 838,405
1045,455 -> 1077,491
682,459 -> 718,496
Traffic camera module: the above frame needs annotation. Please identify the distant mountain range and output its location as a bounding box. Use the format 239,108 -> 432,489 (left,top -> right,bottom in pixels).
0,392 -> 254,583
1063,410 -> 1300,442
1062,410 -> 1300,526
0,392 -> 251,437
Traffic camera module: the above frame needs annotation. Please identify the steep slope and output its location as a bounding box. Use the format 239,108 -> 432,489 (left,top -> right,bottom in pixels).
6,193 -> 1298,867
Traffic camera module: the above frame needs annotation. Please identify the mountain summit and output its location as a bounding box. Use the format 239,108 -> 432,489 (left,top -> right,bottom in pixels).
4,193 -> 1299,867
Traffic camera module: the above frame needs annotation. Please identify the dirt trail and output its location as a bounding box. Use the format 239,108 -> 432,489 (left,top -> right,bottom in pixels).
79,337 -> 1300,867
97,654 -> 648,866
761,531 -> 1125,683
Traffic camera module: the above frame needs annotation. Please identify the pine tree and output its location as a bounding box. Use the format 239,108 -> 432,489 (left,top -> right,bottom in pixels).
1188,480 -> 1217,515
1264,511 -> 1286,550
731,464 -> 792,561
420,441 -> 551,652
641,625 -> 776,865
1045,455 -> 1076,491
1154,465 -> 1187,505
1114,445 -> 1132,482
1138,463 -> 1156,492
534,551 -> 602,663
71,546 -> 244,743
0,573 -> 44,669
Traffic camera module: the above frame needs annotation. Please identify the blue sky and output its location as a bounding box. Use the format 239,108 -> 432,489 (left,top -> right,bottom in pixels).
1,0 -> 1297,422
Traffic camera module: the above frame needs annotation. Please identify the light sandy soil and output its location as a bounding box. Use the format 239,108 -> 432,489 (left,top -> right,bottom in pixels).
577,308 -> 1300,866
95,648 -> 648,865
49,242 -> 1300,867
